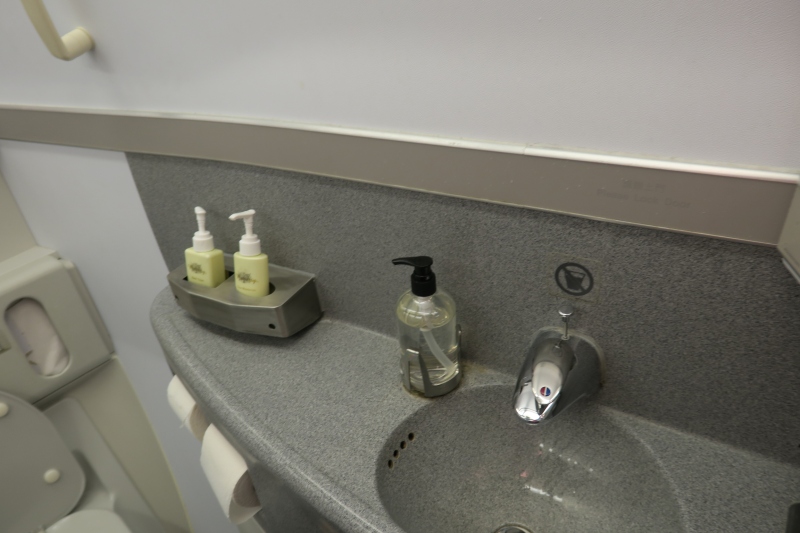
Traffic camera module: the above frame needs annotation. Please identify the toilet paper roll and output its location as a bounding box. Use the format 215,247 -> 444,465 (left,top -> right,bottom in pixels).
200,424 -> 262,524
167,375 -> 210,440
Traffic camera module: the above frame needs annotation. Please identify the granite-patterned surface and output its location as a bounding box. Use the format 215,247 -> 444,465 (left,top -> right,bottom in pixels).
378,387 -> 686,533
130,153 -> 800,466
151,289 -> 800,533
378,385 -> 800,533
151,288 -> 456,533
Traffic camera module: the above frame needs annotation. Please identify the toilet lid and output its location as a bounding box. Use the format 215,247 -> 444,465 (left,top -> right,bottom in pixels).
47,510 -> 134,533
0,391 -> 86,533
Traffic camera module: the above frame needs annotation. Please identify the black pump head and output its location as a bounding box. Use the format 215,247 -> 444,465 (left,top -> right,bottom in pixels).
392,256 -> 437,297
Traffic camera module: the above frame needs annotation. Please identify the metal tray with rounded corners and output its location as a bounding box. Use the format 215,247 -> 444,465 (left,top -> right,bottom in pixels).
167,257 -> 322,338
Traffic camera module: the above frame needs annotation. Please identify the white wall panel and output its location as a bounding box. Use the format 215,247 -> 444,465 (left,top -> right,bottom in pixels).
0,1 -> 797,168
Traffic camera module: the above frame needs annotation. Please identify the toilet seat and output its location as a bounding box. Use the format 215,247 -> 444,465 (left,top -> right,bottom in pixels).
47,510 -> 134,533
0,391 -> 133,533
0,391 -> 85,533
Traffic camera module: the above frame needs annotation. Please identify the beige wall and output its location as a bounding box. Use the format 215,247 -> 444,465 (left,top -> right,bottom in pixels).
0,0 -> 798,168
0,171 -> 35,262
0,109 -> 796,245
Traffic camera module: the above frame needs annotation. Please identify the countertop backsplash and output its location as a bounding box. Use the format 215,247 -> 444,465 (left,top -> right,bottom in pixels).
129,153 -> 800,466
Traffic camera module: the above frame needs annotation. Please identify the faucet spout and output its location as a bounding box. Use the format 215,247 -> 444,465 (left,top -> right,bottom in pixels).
513,305 -> 603,424
513,338 -> 574,424
514,381 -> 559,424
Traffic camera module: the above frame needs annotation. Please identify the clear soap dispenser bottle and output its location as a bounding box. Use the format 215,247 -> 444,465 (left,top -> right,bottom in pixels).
392,256 -> 461,397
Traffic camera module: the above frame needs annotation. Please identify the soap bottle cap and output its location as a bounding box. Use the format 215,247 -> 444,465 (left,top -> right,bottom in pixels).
392,256 -> 436,297
192,206 -> 215,252
229,209 -> 261,256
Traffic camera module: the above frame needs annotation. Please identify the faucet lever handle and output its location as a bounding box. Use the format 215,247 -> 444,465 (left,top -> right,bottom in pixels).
558,304 -> 574,340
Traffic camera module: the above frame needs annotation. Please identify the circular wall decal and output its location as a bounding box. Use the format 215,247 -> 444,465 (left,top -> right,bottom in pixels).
555,262 -> 594,296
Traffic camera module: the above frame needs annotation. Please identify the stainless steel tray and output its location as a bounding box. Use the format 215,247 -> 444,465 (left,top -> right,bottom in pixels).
167,257 -> 322,337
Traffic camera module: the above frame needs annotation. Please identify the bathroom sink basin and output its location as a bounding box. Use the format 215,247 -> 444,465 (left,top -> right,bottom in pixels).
376,385 -> 685,533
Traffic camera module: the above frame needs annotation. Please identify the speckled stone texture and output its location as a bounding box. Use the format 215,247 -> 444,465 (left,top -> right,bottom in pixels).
377,386 -> 800,533
378,387 -> 686,533
151,290 -> 800,533
129,153 -> 800,466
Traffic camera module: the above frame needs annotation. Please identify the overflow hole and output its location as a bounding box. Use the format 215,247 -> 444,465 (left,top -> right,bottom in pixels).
400,441 -> 406,449
388,460 -> 393,469
408,432 -> 415,441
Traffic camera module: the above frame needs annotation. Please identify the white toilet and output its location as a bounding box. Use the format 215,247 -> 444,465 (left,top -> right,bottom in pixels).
0,234 -> 191,531
0,390 -> 165,533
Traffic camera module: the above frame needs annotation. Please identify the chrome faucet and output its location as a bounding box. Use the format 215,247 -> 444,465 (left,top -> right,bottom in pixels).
513,304 -> 603,424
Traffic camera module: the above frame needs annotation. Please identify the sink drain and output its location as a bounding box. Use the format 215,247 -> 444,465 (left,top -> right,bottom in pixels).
494,526 -> 533,533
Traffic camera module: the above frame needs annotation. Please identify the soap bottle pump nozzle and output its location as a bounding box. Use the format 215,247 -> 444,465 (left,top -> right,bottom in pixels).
392,256 -> 436,297
192,206 -> 215,252
229,209 -> 262,257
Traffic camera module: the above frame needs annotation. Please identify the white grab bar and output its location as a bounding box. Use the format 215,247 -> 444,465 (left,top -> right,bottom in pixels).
20,0 -> 94,61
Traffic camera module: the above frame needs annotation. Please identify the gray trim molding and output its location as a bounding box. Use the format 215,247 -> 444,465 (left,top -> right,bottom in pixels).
1,105 -> 797,245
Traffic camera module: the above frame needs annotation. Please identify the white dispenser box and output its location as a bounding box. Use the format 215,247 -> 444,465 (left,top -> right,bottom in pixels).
0,247 -> 113,402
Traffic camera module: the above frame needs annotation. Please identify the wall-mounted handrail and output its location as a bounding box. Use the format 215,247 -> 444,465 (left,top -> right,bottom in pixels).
20,0 -> 94,61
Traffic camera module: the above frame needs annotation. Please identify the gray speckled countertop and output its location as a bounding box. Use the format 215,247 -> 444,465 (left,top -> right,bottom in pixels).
152,289 -> 800,533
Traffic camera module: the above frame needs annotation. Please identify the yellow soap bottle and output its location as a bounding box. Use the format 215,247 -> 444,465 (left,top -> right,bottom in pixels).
228,209 -> 269,297
184,206 -> 225,288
